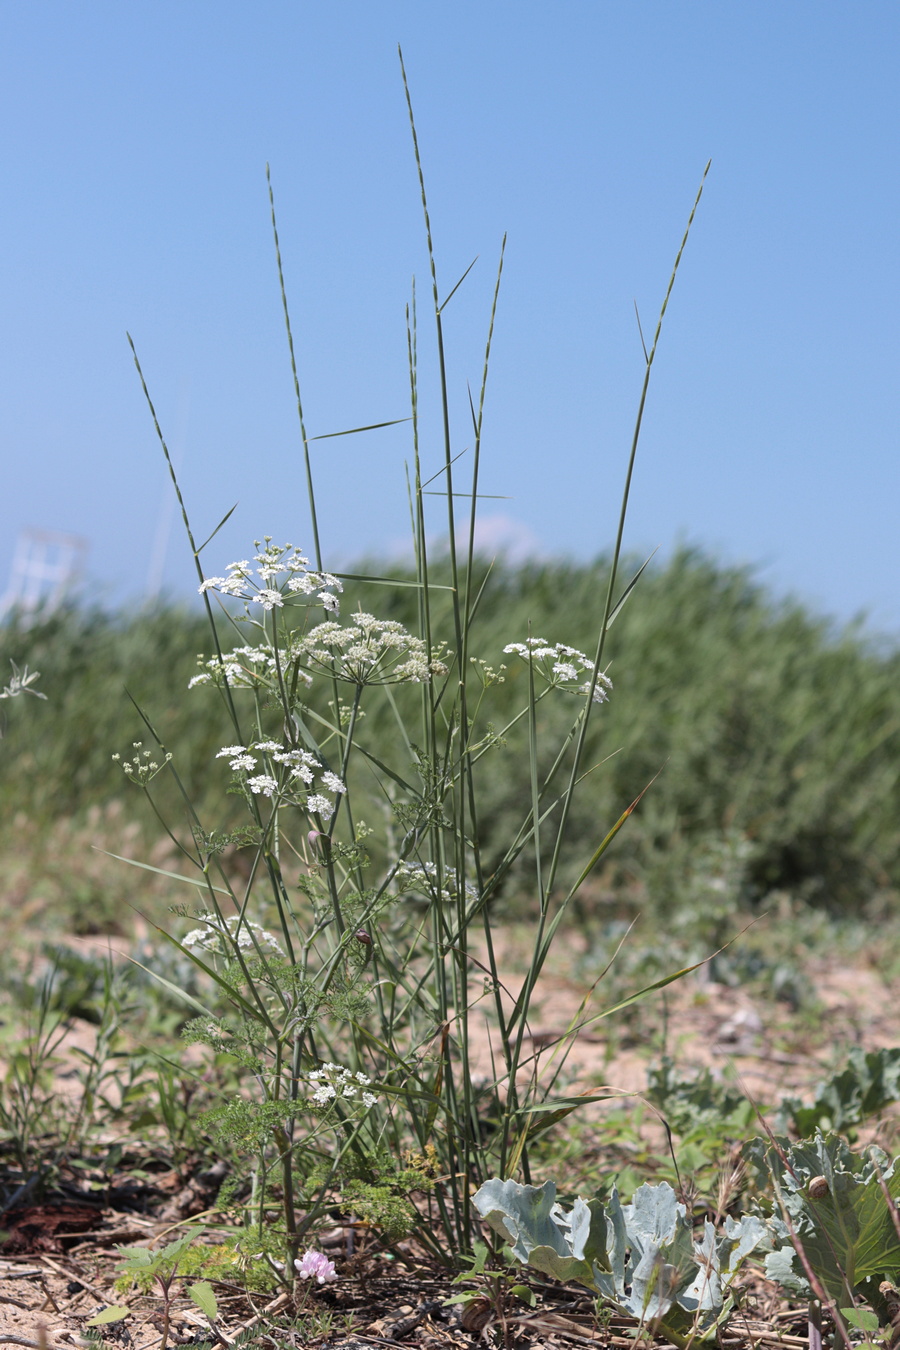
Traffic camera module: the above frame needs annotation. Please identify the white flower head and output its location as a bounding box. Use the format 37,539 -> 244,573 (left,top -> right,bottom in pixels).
253,588 -> 284,611
113,739 -> 172,785
306,792 -> 335,819
300,615 -> 446,687
580,672 -> 613,704
216,745 -> 258,773
503,639 -> 613,704
0,661 -> 47,701
184,913 -> 284,958
302,1063 -> 377,1114
199,542 -> 341,617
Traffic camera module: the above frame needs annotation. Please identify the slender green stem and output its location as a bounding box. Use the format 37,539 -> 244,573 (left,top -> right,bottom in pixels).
267,166 -> 323,571
545,163 -> 710,898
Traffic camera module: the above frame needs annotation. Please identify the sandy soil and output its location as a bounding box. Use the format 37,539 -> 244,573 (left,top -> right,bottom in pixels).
2,937 -> 899,1347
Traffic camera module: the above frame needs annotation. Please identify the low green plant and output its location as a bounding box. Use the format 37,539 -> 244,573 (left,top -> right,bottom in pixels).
778,1047 -> 900,1139
445,1238 -> 536,1347
0,942 -> 175,1209
745,1131 -> 900,1339
0,969 -> 70,1191
473,1175 -> 765,1346
111,1233 -> 226,1350
644,1056 -> 760,1189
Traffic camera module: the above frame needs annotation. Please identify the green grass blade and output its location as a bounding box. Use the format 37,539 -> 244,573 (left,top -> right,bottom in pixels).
195,503 -> 240,556
334,571 -> 454,591
605,549 -> 658,628
438,255 -> 479,313
94,850 -> 232,896
267,164 -> 321,569
309,418 -> 410,440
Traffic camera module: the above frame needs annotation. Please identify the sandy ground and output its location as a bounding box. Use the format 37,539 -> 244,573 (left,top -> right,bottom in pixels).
2,934 -> 899,1347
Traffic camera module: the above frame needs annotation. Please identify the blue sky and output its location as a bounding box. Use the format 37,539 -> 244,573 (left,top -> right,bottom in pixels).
2,2 -> 898,631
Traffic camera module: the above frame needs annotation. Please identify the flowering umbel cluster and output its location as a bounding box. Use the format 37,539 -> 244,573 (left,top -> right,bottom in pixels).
112,741 -> 172,785
503,638 -> 612,704
188,542 -> 448,697
198,541 -> 343,615
215,739 -> 346,818
182,912 -> 284,958
395,860 -> 478,904
302,1062 -> 378,1110
188,635 -> 313,691
302,613 -> 448,685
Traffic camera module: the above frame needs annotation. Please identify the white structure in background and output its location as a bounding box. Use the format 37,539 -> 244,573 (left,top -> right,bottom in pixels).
0,527 -> 89,618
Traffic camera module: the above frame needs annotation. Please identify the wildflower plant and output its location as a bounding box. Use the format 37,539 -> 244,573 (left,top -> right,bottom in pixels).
502,639 -> 613,705
295,1249 -> 338,1284
0,659 -> 46,739
116,52 -> 710,1271
0,660 -> 46,703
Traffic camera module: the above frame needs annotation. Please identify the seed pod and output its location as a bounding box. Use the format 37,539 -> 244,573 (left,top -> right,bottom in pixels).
808,1176 -> 829,1199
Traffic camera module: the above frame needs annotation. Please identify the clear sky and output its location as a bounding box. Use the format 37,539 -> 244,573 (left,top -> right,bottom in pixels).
2,2 -> 898,631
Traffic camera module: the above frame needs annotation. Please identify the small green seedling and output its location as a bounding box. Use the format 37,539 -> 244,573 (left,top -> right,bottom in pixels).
445,1240 -> 535,1348
115,1233 -> 213,1350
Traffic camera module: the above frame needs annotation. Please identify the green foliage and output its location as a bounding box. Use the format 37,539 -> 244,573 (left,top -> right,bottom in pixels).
842,1305 -> 882,1336
302,1144 -> 436,1242
473,1176 -> 765,1344
646,1057 -> 757,1136
114,1233 -> 197,1294
445,1240 -> 536,1317
187,1279 -> 218,1321
112,1231 -> 282,1299
341,1180 -> 417,1242
85,1305 -> 131,1327
643,1057 -> 760,1187
779,1046 -> 900,1137
198,1096 -> 302,1151
0,605 -> 217,823
203,1233 -> 285,1293
4,549 -> 900,940
0,945 -> 162,1197
369,552 -> 900,926
744,1131 -> 900,1321
112,1233 -> 235,1347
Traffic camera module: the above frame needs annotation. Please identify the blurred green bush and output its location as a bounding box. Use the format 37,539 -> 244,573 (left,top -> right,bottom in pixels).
3,547 -> 898,935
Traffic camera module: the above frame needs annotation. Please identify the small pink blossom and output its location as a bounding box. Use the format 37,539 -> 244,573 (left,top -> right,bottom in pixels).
295,1249 -> 338,1283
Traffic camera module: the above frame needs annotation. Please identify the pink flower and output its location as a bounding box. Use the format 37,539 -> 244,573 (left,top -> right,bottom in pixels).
295,1250 -> 338,1283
